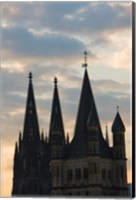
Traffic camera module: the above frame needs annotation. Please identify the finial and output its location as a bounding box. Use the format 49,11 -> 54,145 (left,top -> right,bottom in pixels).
28,72 -> 33,83
82,50 -> 88,69
117,105 -> 119,113
54,77 -> 57,87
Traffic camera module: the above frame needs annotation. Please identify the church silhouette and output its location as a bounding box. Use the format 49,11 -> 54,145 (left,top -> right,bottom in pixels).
12,53 -> 128,196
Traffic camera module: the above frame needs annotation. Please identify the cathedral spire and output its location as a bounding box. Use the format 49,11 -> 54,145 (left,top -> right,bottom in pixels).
23,72 -> 40,141
69,60 -> 102,157
49,77 -> 65,144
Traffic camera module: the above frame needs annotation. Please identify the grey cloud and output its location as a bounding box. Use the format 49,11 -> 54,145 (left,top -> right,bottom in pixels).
92,79 -> 130,93
2,26 -> 85,58
2,2 -> 131,34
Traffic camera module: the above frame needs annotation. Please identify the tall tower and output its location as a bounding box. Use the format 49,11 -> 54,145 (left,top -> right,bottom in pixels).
49,77 -> 65,195
111,107 -> 128,196
12,72 -> 50,196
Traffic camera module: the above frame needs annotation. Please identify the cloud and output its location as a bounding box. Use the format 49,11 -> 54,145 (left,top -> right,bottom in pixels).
2,26 -> 86,59
2,2 -> 131,33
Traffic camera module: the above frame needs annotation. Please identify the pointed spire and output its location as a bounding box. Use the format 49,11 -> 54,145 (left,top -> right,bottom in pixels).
112,107 -> 125,132
105,123 -> 109,145
69,63 -> 102,157
49,77 -> 65,144
23,72 -> 40,141
74,68 -> 101,138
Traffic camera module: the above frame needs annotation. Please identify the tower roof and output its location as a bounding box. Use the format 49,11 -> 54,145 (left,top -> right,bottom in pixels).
23,72 -> 40,141
66,68 -> 102,158
112,107 -> 125,132
49,77 -> 65,144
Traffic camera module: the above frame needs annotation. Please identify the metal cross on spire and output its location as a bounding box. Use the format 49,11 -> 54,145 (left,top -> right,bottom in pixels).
82,51 -> 88,69
54,77 -> 58,88
28,72 -> 33,83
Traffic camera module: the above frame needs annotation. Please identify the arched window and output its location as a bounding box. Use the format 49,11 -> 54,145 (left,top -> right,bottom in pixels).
120,164 -> 124,178
57,166 -> 59,178
84,168 -> 88,179
67,169 -> 73,181
75,168 -> 81,180
94,163 -> 97,174
23,158 -> 26,170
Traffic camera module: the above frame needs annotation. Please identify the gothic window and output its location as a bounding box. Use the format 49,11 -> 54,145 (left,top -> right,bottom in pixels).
67,169 -> 73,181
52,166 -> 55,177
90,163 -> 92,174
120,165 -> 124,178
94,163 -> 97,174
57,166 -> 59,178
38,160 -> 41,168
102,169 -> 106,180
84,168 -> 88,179
93,144 -> 96,154
23,158 -> 26,170
75,168 -> 81,180
116,166 -> 119,178
108,170 -> 111,181
61,166 -> 63,177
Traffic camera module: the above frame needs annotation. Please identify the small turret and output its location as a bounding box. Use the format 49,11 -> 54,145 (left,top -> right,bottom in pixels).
49,77 -> 65,159
112,106 -> 125,133
112,106 -> 126,158
111,106 -> 128,194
